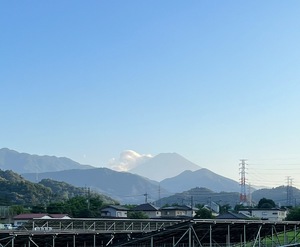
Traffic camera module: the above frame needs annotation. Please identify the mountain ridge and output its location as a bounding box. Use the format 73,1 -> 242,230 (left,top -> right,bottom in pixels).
0,148 -> 93,174
160,168 -> 240,193
22,168 -> 171,204
130,152 -> 201,181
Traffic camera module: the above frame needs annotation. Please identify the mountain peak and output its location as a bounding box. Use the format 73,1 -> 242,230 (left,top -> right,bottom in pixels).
130,152 -> 201,181
160,168 -> 240,193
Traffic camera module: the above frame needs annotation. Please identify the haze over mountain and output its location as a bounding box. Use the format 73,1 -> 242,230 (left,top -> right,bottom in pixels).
129,152 -> 201,181
0,148 -> 93,174
22,168 -> 170,204
160,168 -> 240,193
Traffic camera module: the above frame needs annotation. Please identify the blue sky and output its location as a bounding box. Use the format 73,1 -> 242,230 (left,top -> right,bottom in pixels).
1,1 -> 300,187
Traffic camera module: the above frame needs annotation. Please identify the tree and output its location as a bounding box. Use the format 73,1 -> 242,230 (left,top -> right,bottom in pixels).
47,202 -> 66,214
46,195 -> 107,217
31,204 -> 47,213
219,204 -> 231,214
9,205 -> 28,215
234,204 -> 247,212
257,198 -> 276,209
286,207 -> 300,221
127,211 -> 149,219
195,208 -> 214,219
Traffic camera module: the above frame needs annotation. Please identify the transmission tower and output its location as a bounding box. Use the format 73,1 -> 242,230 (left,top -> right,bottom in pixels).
239,159 -> 248,205
286,176 -> 293,206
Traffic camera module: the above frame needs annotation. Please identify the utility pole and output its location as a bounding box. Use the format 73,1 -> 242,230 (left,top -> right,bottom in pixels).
158,183 -> 161,204
87,187 -> 90,210
248,183 -> 252,207
144,193 -> 148,203
239,159 -> 247,205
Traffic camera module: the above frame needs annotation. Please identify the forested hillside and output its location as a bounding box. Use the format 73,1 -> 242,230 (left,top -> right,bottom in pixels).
0,169 -> 117,206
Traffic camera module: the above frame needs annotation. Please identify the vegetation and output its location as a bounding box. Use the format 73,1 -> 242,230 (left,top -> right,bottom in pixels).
0,169 -> 118,218
286,207 -> 300,221
219,203 -> 231,214
195,208 -> 214,219
127,211 -> 149,219
257,198 -> 276,208
45,195 -> 109,217
0,170 -> 52,205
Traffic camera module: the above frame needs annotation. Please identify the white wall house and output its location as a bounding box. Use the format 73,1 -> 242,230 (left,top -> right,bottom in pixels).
101,205 -> 128,218
239,208 -> 287,221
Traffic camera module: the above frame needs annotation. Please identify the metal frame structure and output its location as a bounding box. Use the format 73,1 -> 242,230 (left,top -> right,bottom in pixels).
0,218 -> 180,246
0,218 -> 300,247
118,219 -> 300,247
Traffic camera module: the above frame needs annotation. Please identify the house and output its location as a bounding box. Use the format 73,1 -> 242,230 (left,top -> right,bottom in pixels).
13,213 -> 71,227
101,205 -> 128,218
238,208 -> 287,221
160,205 -> 196,218
216,211 -> 249,220
48,214 -> 71,219
181,205 -> 198,217
132,203 -> 161,218
204,201 -> 220,216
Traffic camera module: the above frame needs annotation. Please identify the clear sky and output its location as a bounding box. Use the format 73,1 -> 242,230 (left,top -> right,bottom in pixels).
1,1 -> 300,188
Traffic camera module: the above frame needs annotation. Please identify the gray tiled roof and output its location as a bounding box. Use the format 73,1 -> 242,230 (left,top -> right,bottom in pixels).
133,203 -> 160,211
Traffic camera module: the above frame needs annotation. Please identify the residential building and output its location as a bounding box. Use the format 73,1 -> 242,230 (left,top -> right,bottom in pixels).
13,213 -> 71,227
238,208 -> 287,221
132,203 -> 161,218
216,211 -> 249,220
160,205 -> 196,218
101,205 -> 128,218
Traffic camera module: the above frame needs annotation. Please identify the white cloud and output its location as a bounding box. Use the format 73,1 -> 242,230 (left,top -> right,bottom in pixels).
108,150 -> 152,172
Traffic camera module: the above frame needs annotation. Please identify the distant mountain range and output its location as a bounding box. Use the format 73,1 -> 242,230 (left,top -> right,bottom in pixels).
22,168 -> 171,204
130,152 -> 201,181
2,147 -> 296,207
155,187 -> 240,207
156,185 -> 300,208
0,148 -> 92,174
160,168 -> 240,193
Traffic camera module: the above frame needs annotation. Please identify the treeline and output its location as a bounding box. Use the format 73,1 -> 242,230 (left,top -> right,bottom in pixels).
0,169 -> 119,218
5,194 -> 119,219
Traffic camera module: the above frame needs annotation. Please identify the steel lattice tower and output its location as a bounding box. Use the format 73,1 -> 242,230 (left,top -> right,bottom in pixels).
286,176 -> 293,206
239,159 -> 247,205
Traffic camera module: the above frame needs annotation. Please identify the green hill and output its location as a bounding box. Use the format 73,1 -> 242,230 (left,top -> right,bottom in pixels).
0,169 -> 117,206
